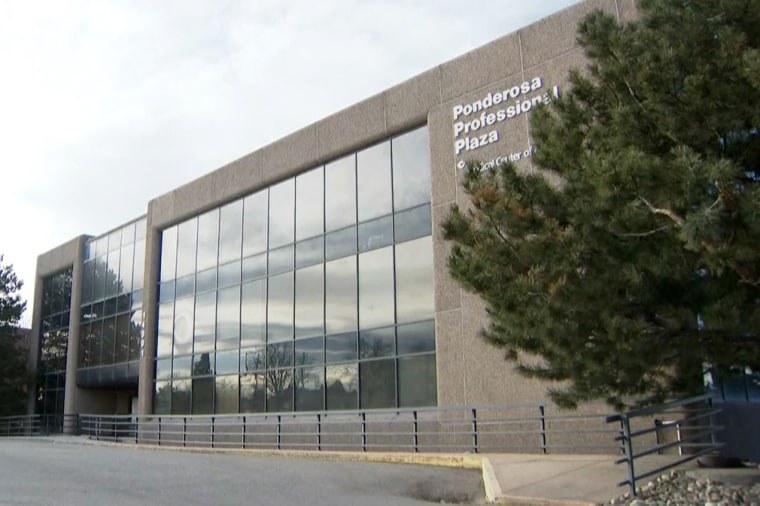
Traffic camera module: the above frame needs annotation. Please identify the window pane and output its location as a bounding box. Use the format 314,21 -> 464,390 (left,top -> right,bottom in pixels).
91,320 -> 102,366
157,302 -> 174,358
154,381 -> 171,414
115,313 -> 130,363
394,204 -> 431,244
243,189 -> 268,256
325,226 -> 356,261
326,332 -> 357,364
240,373 -> 266,413
241,346 -> 266,373
398,354 -> 437,407
196,267 -> 216,293
295,264 -> 323,339
173,355 -> 192,379
241,279 -> 266,347
82,261 -> 94,304
119,243 -> 134,294
197,208 -> 220,272
360,359 -> 396,409
93,255 -> 106,301
102,317 -> 116,364
159,280 -> 175,303
325,154 -> 356,232
325,256 -> 357,334
296,167 -> 324,241
358,246 -> 394,330
295,367 -> 324,411
295,236 -> 324,269
176,219 -> 198,278
192,377 -> 214,414
135,218 -> 147,241
392,127 -> 431,210
267,368 -> 293,412
215,375 -> 239,414
326,364 -> 358,410
174,295 -> 194,357
395,237 -> 434,324
218,200 -> 243,264
295,337 -> 323,366
193,291 -> 216,353
175,274 -> 194,299
129,310 -> 143,361
267,272 -> 293,342
121,222 -> 136,246
242,253 -> 267,282
156,358 -> 172,381
133,239 -> 146,292
269,179 -> 295,248
216,285 -> 240,347
357,141 -> 392,222
218,260 -> 241,288
359,326 -> 395,359
172,379 -> 191,414
216,349 -> 239,375
358,215 -> 393,253
268,244 -> 294,275
193,352 -> 214,376
397,320 -> 435,355
267,341 -> 293,369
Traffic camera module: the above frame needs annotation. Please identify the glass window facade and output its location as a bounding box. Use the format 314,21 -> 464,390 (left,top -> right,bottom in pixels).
154,127 -> 435,414
38,268 -> 73,417
78,218 -> 146,387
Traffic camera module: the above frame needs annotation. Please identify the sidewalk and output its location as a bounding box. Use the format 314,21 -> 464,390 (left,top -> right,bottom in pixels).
482,453 -> 694,505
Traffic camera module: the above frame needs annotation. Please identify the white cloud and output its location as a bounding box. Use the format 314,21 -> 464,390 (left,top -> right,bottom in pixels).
0,0 -> 579,322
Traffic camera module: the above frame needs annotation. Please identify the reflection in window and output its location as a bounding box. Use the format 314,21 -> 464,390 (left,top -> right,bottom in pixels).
325,256 -> 357,334
172,379 -> 191,413
150,126 -> 435,414
173,297 -> 193,356
241,279 -> 266,347
359,247 -> 394,330
216,286 -> 240,347
394,204 -> 431,244
296,167 -> 324,241
269,179 -> 295,248
326,364 -> 358,410
359,326 -> 395,359
176,219 -> 198,278
218,200 -> 243,265
395,237 -> 434,324
267,368 -> 293,412
398,354 -> 436,407
197,209 -> 219,272
295,264 -> 324,339
357,141 -> 392,222
243,190 -> 268,257
360,359 -> 395,409
157,302 -> 174,358
193,292 -> 216,353
267,273 -> 294,342
240,373 -> 266,412
325,155 -> 356,232
392,127 -> 431,211
215,375 -> 239,414
295,366 -> 324,411
154,381 -> 171,414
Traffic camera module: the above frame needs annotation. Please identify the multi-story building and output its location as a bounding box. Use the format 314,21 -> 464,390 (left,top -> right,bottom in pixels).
30,0 -> 643,423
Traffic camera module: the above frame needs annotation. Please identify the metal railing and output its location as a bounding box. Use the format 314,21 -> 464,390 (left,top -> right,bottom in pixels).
0,414 -> 78,436
78,403 -> 622,454
606,394 -> 722,496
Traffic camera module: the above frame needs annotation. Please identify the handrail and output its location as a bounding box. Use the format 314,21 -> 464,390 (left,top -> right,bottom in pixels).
605,395 -> 722,496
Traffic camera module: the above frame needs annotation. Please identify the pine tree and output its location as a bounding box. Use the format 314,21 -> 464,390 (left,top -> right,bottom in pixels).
0,256 -> 30,415
443,0 -> 760,410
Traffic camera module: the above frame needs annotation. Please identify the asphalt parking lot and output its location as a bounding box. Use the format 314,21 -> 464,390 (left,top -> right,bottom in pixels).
0,439 -> 484,505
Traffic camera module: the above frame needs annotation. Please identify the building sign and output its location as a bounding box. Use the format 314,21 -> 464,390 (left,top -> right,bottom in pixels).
451,76 -> 560,168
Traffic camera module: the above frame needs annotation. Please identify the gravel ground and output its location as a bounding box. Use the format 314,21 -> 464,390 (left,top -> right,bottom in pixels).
608,470 -> 760,506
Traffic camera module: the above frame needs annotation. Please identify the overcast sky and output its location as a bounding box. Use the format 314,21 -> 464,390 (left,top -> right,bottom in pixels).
0,0 -> 579,324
